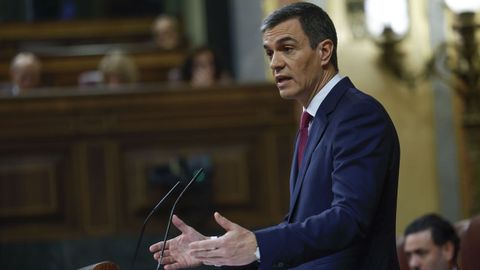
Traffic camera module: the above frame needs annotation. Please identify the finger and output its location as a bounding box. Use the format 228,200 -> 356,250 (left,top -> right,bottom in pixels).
153,249 -> 171,260
171,214 -> 192,233
190,250 -> 225,262
214,212 -> 238,231
164,262 -> 184,270
149,241 -> 167,252
202,259 -> 225,267
189,238 -> 220,251
190,247 -> 222,259
157,254 -> 175,265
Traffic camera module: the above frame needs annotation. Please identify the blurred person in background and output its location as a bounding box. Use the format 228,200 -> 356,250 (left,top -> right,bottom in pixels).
98,50 -> 139,88
152,15 -> 183,51
180,46 -> 231,88
9,52 -> 42,95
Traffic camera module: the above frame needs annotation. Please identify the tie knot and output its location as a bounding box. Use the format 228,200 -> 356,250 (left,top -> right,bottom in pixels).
300,111 -> 313,129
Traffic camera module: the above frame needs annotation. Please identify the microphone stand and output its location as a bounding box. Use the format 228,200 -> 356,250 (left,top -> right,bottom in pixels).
156,168 -> 205,270
129,181 -> 181,270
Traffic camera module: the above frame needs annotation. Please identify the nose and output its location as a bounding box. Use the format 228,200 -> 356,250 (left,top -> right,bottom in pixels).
269,52 -> 285,72
408,256 -> 421,270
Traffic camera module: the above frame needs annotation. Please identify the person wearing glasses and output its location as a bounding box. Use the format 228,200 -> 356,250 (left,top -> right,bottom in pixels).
150,2 -> 400,269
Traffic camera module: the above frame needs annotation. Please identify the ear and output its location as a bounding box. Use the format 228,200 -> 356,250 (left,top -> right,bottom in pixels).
316,39 -> 334,67
441,241 -> 455,262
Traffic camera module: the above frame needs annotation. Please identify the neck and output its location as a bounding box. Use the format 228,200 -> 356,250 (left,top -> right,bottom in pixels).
302,67 -> 337,108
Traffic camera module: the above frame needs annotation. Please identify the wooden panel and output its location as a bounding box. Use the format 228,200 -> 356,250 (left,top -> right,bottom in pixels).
0,83 -> 297,241
0,157 -> 59,217
83,142 -> 116,233
0,144 -> 84,241
211,145 -> 251,204
122,143 -> 252,209
0,17 -> 155,62
0,49 -> 186,86
0,18 -> 154,42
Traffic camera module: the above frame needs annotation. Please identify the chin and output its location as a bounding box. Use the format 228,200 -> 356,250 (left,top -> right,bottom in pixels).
278,88 -> 300,101
278,91 -> 293,100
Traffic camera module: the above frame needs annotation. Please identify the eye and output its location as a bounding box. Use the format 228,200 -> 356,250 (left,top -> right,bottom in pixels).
278,44 -> 295,53
415,249 -> 428,258
418,251 -> 427,257
265,49 -> 273,59
405,255 -> 412,261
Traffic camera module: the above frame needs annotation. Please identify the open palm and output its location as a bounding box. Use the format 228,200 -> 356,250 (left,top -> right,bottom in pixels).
150,215 -> 207,269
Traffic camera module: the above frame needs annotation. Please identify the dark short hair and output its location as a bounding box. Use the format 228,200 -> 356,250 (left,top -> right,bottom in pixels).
181,46 -> 224,82
261,2 -> 338,71
405,213 -> 460,263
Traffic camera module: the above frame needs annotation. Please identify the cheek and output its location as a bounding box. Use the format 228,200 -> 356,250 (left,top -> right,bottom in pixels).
298,59 -> 317,80
425,252 -> 443,267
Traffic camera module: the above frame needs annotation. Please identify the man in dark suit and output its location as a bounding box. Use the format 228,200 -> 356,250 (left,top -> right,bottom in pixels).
150,2 -> 400,269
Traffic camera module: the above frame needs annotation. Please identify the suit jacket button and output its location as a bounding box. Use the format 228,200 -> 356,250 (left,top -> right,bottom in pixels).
273,262 -> 285,268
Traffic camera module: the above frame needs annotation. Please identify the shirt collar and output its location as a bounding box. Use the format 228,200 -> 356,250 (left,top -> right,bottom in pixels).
304,73 -> 343,117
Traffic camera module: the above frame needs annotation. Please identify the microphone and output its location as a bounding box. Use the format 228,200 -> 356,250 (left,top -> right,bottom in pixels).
129,181 -> 181,270
156,168 -> 205,270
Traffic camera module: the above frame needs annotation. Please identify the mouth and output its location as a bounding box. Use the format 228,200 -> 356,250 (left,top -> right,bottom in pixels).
275,75 -> 292,87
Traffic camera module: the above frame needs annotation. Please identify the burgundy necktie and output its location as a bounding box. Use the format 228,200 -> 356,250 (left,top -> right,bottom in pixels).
297,111 -> 313,168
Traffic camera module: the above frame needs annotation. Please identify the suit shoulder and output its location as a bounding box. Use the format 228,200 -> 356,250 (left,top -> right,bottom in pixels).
339,87 -> 390,117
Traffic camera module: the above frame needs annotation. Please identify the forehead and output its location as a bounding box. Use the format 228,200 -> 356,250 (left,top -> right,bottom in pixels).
13,61 -> 40,72
155,18 -> 176,29
404,230 -> 435,250
262,18 -> 307,46
195,51 -> 214,60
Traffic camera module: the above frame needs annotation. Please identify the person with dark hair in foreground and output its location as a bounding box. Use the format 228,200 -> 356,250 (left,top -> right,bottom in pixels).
404,214 -> 460,270
150,2 -> 400,269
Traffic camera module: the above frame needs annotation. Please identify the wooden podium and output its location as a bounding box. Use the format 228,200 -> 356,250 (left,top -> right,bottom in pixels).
0,83 -> 296,243
0,83 -> 296,269
78,261 -> 120,270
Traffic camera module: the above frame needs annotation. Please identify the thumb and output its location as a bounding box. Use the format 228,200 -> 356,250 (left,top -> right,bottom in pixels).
214,212 -> 237,231
172,214 -> 190,233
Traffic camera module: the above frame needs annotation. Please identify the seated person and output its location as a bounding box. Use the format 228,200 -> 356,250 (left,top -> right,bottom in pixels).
9,52 -> 42,95
404,213 -> 460,270
98,50 -> 138,88
151,14 -> 183,50
180,46 -> 231,87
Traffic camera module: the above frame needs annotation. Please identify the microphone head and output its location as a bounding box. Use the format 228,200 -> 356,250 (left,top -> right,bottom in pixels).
191,168 -> 205,182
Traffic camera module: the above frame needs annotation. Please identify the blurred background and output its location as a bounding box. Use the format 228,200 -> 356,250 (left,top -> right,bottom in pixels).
0,0 -> 479,269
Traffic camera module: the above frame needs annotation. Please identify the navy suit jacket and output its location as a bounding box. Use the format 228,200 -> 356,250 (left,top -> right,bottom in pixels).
254,77 -> 400,270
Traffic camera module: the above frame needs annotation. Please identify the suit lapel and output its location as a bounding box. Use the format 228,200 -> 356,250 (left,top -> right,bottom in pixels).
288,114 -> 328,220
287,77 -> 355,222
290,130 -> 300,193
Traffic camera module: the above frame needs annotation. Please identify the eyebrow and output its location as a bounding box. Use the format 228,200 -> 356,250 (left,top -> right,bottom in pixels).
263,36 -> 297,49
405,248 -> 428,255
